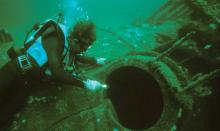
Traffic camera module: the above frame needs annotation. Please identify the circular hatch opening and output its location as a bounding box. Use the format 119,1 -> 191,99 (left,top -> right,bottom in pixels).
107,66 -> 164,130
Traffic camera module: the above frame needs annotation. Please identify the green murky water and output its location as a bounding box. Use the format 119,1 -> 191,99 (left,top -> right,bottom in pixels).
0,0 -> 167,57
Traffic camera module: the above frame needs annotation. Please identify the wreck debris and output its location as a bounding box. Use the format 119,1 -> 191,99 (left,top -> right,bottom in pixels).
180,69 -> 220,93
0,29 -> 13,45
147,0 -> 193,24
7,53 -> 192,131
0,29 -> 13,67
86,54 -> 190,130
148,0 -> 220,25
188,0 -> 220,21
155,31 -> 195,61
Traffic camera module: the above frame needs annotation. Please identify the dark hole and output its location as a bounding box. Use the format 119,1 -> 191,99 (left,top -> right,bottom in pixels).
107,66 -> 164,130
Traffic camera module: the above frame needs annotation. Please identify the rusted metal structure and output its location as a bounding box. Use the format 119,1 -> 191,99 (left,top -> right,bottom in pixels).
0,29 -> 13,68
3,49 -> 215,131
188,0 -> 220,21
147,0 -> 193,24
0,29 -> 13,45
147,0 -> 220,25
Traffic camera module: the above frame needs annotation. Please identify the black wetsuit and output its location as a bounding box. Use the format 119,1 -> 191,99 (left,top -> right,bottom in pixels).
41,24 -> 84,87
0,22 -> 84,128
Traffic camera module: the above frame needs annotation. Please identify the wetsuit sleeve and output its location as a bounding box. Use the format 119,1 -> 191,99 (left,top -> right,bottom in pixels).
42,26 -> 85,87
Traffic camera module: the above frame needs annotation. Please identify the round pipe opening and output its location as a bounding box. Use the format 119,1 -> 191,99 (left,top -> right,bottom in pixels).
107,66 -> 164,130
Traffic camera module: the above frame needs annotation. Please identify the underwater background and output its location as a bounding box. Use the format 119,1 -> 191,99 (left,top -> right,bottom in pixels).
0,0 -> 168,58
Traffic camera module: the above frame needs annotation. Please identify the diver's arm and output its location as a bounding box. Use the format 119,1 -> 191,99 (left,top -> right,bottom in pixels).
76,54 -> 107,65
76,54 -> 97,65
42,31 -> 85,87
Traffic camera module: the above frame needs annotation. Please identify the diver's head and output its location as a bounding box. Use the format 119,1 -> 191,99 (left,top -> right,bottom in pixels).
68,21 -> 96,54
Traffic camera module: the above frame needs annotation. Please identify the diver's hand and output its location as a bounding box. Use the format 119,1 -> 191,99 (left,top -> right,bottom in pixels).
96,58 -> 107,65
65,66 -> 74,72
83,79 -> 107,92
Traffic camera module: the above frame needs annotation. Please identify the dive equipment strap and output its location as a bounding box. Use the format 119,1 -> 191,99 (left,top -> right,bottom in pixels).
24,20 -> 59,50
18,55 -> 33,73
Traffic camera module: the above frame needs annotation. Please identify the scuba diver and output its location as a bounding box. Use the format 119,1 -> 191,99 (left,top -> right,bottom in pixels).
0,19 -> 106,128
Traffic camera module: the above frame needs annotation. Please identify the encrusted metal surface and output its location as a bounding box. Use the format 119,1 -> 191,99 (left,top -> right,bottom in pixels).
6,52 -> 199,131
